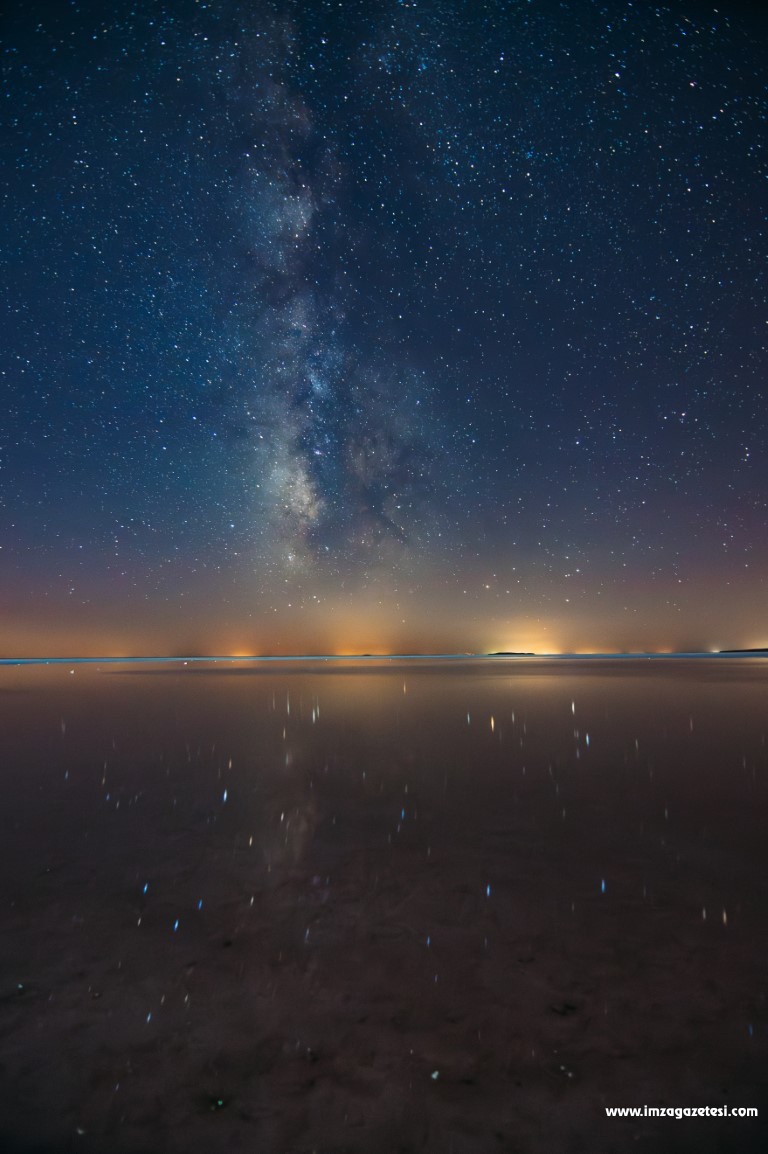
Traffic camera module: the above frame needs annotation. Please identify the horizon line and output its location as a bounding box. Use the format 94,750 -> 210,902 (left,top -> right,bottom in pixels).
2,649 -> 768,666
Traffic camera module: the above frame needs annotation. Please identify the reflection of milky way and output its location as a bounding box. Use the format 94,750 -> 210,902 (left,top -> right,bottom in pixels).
222,48 -> 442,570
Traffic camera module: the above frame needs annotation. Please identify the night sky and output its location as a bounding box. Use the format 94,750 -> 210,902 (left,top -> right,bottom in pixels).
2,0 -> 767,655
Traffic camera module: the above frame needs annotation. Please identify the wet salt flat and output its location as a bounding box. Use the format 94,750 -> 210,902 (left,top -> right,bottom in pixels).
1,657 -> 767,1153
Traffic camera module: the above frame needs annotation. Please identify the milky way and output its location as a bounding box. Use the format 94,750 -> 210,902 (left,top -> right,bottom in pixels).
217,20 -> 449,573
2,0 -> 767,653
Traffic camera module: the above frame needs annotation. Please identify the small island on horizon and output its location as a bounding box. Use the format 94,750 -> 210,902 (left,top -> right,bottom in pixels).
718,647 -> 768,654
488,651 -> 537,657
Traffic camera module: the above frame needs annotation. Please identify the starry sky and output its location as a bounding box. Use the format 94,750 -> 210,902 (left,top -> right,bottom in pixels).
2,0 -> 767,656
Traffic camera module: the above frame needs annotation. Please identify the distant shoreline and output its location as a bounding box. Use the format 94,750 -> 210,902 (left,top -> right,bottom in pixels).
717,648 -> 768,654
2,650 -> 768,665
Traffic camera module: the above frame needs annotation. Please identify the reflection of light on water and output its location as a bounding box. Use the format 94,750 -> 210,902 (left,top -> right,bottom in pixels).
4,655 -> 766,1110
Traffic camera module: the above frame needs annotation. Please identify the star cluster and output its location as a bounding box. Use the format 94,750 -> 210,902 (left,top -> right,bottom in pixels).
2,0 -> 767,653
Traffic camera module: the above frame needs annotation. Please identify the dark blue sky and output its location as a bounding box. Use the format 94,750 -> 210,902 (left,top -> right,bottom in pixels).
2,0 -> 767,654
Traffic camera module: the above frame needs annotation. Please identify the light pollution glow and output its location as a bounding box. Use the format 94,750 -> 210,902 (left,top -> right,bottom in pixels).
2,577 -> 767,658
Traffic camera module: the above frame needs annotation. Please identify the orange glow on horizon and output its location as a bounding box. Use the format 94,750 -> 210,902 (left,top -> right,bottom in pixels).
2,597 -> 766,660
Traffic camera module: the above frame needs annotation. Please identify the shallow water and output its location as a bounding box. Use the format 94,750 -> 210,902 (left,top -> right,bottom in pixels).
1,658 -> 767,1152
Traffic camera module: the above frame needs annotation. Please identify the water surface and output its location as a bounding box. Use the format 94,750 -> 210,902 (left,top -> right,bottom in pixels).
1,658 -> 766,1151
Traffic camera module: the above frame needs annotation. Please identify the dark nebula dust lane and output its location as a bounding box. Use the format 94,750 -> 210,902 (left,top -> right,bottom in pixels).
2,0 -> 767,654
